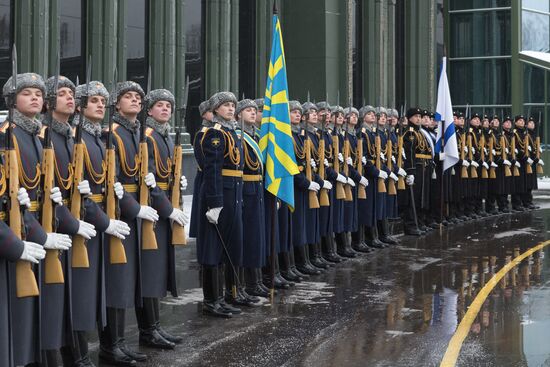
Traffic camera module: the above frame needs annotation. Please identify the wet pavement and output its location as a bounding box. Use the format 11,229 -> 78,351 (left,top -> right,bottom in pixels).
88,195 -> 550,366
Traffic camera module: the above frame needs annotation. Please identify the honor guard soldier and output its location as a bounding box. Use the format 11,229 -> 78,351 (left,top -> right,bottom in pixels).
465,113 -> 487,217
502,116 -> 515,211
189,100 -> 213,240
295,102 -> 323,275
386,109 -> 403,225
42,75 -> 98,366
0,190 -> 45,367
344,106 -> 371,253
1,73 -> 72,366
449,111 -> 468,223
525,116 -> 540,209
234,99 -> 268,300
100,81 -> 159,365
418,110 -> 437,229
357,105 -> 389,245
486,115 -> 505,214
401,108 -> 432,235
196,91 -> 244,318
67,81 -> 130,365
511,115 -> 530,211
142,89 -> 189,347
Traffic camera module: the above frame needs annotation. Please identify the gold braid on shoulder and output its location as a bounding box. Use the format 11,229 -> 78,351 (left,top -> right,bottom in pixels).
147,136 -> 172,180
113,131 -> 140,177
13,136 -> 41,190
82,141 -> 106,184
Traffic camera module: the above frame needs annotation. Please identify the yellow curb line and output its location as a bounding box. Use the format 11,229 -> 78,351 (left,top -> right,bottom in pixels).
440,240 -> 550,367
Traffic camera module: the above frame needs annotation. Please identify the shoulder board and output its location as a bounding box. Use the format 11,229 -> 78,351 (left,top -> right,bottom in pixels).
38,125 -> 47,139
469,128 -> 473,133
373,127 -> 377,132
112,123 -> 120,131
213,123 -> 221,130
300,129 -> 305,136
408,127 -> 414,132
200,126 -> 208,133
145,127 -> 154,137
361,128 -> 366,134
0,121 -> 7,133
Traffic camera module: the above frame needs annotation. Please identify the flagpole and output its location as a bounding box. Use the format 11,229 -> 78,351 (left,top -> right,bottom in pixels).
440,56 -> 446,235
270,0 -> 278,304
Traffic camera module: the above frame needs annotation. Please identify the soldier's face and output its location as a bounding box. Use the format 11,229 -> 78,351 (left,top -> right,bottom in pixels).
148,100 -> 172,123
364,111 -> 375,124
238,107 -> 256,124
409,114 -> 421,125
202,111 -> 213,122
490,119 -> 500,128
503,120 -> 511,130
348,113 -> 358,126
527,121 -> 535,130
471,117 -> 480,127
55,87 -> 75,116
84,95 -> 106,122
256,109 -> 263,124
215,101 -> 235,120
515,119 -> 525,128
304,110 -> 318,124
117,91 -> 142,116
290,109 -> 302,124
482,119 -> 490,128
319,110 -> 331,122
457,117 -> 464,127
422,115 -> 430,126
334,112 -> 344,125
16,88 -> 44,117
378,114 -> 387,125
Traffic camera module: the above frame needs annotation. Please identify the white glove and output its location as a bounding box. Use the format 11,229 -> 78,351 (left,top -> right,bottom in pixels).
77,180 -> 91,196
336,174 -> 347,184
406,175 -> 415,186
515,161 -> 521,168
503,160 -> 511,166
105,219 -> 131,239
514,148 -> 518,154
389,172 -> 399,182
378,170 -> 388,180
76,220 -> 96,240
20,241 -> 46,264
505,148 -> 509,154
527,158 -> 534,165
492,149 -> 496,156
338,153 -> 344,163
539,146 -> 543,154
482,162 -> 489,170
463,146 -> 468,153
491,162 -> 498,168
50,187 -> 63,205
324,158 -> 329,167
114,182 -> 124,200
206,207 -> 223,224
484,148 -> 488,155
322,180 -> 332,190
462,160 -> 470,167
528,146 -> 532,152
137,205 -> 159,222
359,176 -> 369,187
539,159 -> 545,166
471,161 -> 479,168
380,152 -> 386,161
308,182 -> 320,192
169,208 -> 189,226
346,157 -> 353,165
391,155 -> 396,164
361,156 -> 366,165
310,158 -> 317,169
44,233 -> 72,251
402,150 -> 406,159
439,152 -> 446,161
144,172 -> 157,188
398,168 -> 407,177
347,177 -> 356,187
17,188 -> 30,208
180,175 -> 188,191
471,147 -> 476,155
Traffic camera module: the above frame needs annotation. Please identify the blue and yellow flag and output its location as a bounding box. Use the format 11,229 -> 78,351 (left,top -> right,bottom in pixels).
259,13 -> 299,209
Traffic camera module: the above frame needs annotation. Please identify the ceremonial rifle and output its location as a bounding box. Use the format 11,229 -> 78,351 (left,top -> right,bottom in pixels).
396,104 -> 406,190
511,126 -> 520,177
466,106 -> 477,178
537,111 -> 544,174
375,107 -> 386,193
139,67 -> 158,250
331,94 -> 346,200
356,101 -> 366,199
305,92 -> 319,209
42,56 -> 65,283
460,105 -> 469,178
8,45 -> 39,297
386,108 -> 397,196
71,57 -> 91,268
106,68 -> 127,264
342,96 -> 353,201
171,76 -> 189,245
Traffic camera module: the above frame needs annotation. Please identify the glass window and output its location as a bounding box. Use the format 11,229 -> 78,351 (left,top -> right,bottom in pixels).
524,64 -> 545,104
450,10 -> 511,57
0,0 -> 11,109
449,59 -> 511,106
450,0 -> 510,11
59,0 -> 84,83
184,0 -> 203,138
353,0 -> 363,107
522,9 -> 550,52
522,0 -> 550,12
126,0 -> 147,89
238,0 -> 256,100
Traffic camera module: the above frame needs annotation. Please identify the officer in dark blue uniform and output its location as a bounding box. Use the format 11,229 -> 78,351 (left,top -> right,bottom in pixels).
196,91 -> 244,318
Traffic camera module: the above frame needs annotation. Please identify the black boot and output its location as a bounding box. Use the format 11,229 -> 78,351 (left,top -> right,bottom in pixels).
263,256 -> 293,289
295,245 -> 321,275
336,232 -> 357,257
351,226 -> 373,253
322,235 -> 344,262
377,220 -> 399,245
310,242 -> 330,269
99,308 -> 138,367
245,267 -> 269,297
151,298 -> 183,344
201,265 -> 233,318
118,308 -> 147,361
256,268 -> 273,294
61,331 -> 94,367
289,248 -> 309,279
239,267 -> 261,303
225,265 -> 255,306
343,232 -> 360,256
137,298 -> 175,350
280,251 -> 303,282
365,226 -> 387,248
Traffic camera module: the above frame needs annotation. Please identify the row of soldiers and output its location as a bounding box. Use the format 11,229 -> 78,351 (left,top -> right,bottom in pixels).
0,72 -> 190,367
191,92 -> 544,319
